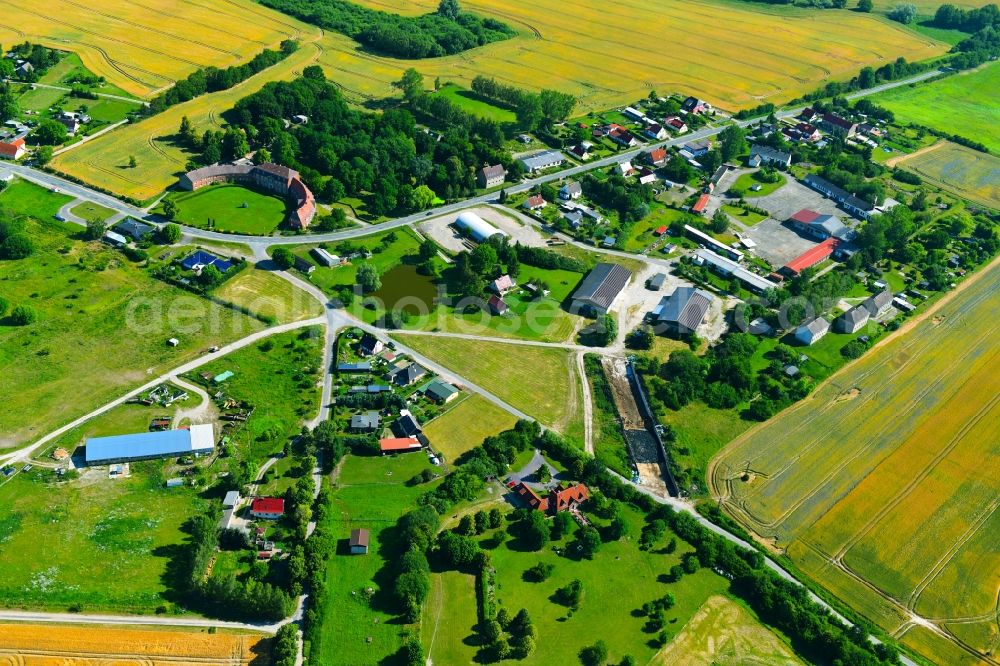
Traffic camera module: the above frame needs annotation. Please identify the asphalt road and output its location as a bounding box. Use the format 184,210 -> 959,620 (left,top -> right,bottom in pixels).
0,68 -> 941,252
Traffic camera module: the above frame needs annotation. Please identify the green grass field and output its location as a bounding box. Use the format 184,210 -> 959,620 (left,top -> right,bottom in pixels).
731,171 -> 787,198
398,335 -> 580,433
285,228 -> 424,294
421,394 -> 519,463
424,503 -> 732,665
189,327 -> 323,462
69,201 -> 116,223
0,181 -> 263,449
311,453 -> 441,664
722,204 -> 768,226
433,84 -> 516,123
1,178 -> 73,220
213,269 -> 323,323
895,141 -> 1000,210
0,397 -> 207,613
160,184 -> 288,235
874,63 -> 1000,154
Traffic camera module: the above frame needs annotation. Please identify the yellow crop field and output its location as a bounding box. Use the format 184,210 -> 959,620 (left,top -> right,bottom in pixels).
709,257 -> 1000,666
422,394 -> 519,462
0,0 -> 313,98
341,0 -> 947,111
51,38 -> 323,203
49,0 -> 947,201
0,623 -> 270,665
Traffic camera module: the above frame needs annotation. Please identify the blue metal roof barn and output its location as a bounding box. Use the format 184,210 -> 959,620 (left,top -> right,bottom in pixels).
85,424 -> 215,464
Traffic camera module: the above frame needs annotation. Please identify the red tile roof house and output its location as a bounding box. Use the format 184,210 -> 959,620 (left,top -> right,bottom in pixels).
664,116 -> 688,133
691,193 -> 710,215
646,147 -> 667,166
488,294 -> 509,315
491,274 -> 516,294
523,194 -> 546,211
512,482 -> 590,515
250,497 -> 285,520
781,237 -> 838,277
0,137 -> 27,161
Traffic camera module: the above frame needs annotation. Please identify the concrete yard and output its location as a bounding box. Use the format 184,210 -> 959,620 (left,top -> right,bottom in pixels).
744,219 -> 821,267
418,205 -> 547,253
753,179 -> 843,221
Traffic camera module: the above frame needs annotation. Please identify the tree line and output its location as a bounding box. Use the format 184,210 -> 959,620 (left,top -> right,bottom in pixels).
257,0 -> 515,59
529,430 -> 903,666
209,66 -> 510,215
470,76 -> 576,130
145,41 -> 298,114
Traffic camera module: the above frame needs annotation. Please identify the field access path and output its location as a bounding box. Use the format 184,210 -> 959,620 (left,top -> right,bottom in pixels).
0,66 -> 946,657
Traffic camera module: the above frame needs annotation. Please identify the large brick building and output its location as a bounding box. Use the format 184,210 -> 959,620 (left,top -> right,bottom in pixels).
179,162 -> 316,229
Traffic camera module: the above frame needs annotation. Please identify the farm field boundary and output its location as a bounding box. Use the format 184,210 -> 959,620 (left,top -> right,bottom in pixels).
894,141 -> 1000,210
709,256 -> 1000,666
335,0 -> 947,111
0,0 -> 314,98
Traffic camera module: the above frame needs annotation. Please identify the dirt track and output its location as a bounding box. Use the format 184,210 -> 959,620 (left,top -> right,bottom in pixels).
885,140 -> 944,168
601,357 -> 644,429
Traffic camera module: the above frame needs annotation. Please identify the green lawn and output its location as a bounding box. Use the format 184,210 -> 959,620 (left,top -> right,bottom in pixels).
730,171 -> 787,198
213,268 -> 323,323
874,63 -> 1000,154
285,228 -> 424,294
0,183 -> 263,449
69,200 -> 116,223
311,453 -> 441,665
427,504 -> 732,665
160,184 -> 288,235
0,459 -> 206,612
423,571 -> 480,665
722,203 -> 767,226
15,85 -> 65,114
398,335 -> 580,433
622,208 -> 688,253
421,394 -> 519,463
434,84 -> 517,124
187,327 -> 323,465
1,178 -> 73,220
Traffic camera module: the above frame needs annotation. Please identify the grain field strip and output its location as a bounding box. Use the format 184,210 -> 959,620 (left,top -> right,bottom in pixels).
831,362 -> 1000,560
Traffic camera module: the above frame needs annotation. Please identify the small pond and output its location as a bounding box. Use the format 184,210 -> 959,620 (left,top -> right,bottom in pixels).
372,264 -> 438,315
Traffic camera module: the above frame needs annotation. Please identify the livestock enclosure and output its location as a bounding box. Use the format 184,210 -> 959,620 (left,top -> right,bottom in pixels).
709,258 -> 1000,666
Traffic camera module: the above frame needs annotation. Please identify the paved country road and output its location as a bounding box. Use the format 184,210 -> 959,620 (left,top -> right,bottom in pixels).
0,69 -> 941,251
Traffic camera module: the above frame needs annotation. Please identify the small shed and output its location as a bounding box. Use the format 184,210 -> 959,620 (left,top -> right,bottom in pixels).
350,528 -> 370,555
167,338 -> 180,347
165,477 -> 184,488
223,490 -> 241,508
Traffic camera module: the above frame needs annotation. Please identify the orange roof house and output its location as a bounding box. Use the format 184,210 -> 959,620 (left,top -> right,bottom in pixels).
379,437 -> 422,455
0,137 -> 26,160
